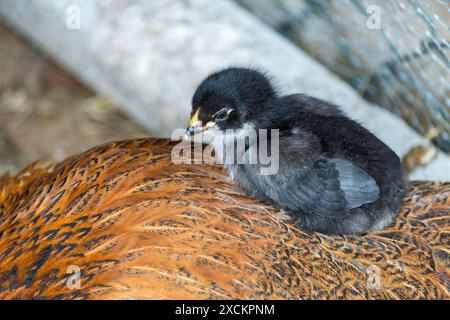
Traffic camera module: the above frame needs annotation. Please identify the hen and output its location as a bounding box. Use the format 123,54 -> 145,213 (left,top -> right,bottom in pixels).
0,138 -> 448,299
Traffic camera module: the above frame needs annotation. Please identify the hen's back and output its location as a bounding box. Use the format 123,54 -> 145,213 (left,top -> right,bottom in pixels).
0,138 -> 448,299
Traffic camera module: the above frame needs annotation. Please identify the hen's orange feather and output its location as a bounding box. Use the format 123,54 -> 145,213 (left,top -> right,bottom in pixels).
0,138 -> 448,299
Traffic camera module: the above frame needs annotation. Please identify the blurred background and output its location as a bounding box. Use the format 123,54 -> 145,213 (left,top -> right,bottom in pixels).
0,0 -> 448,180
0,23 -> 148,175
239,0 -> 450,152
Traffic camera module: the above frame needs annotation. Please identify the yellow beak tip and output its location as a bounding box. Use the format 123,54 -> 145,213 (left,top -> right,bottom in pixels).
188,107 -> 200,127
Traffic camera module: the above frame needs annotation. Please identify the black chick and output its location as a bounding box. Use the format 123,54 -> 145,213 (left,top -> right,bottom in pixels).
186,67 -> 408,235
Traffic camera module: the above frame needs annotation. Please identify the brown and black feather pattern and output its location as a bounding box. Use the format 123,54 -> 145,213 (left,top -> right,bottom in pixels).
0,138 -> 448,299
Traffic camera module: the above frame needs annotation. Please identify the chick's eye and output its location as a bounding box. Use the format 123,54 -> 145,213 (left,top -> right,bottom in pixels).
213,108 -> 232,121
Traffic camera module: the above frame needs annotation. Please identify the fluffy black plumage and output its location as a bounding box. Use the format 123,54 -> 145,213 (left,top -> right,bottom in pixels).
187,67 -> 408,235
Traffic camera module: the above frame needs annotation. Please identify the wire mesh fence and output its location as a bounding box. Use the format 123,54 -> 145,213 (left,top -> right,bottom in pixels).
237,0 -> 450,153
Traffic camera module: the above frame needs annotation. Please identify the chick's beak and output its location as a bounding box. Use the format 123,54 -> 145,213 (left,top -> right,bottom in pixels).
186,108 -> 201,136
187,107 -> 216,136
186,107 -> 218,140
